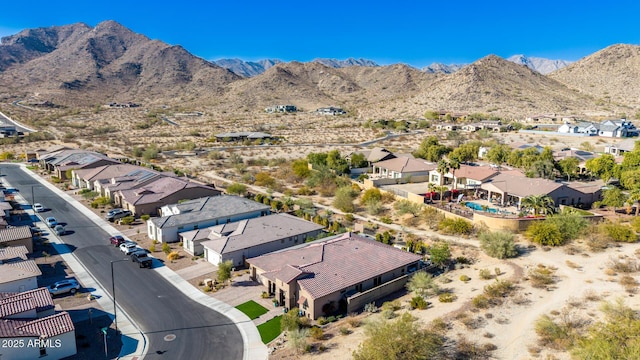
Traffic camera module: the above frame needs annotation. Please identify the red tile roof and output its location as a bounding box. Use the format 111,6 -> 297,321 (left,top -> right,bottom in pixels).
0,288 -> 54,317
15,312 -> 74,338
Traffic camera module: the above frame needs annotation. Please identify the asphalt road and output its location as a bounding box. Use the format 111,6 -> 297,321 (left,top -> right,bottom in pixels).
2,164 -> 244,360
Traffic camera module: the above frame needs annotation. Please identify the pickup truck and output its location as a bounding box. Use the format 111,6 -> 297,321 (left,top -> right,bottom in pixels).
130,250 -> 153,268
105,208 -> 133,222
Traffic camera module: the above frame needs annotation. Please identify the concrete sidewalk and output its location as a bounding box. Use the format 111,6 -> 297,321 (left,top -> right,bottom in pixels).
16,164 -> 268,360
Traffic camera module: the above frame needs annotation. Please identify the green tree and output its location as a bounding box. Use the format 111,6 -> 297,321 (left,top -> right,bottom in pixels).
558,157 -> 580,181
327,149 -> 349,175
352,313 -> 445,360
546,212 -> 588,242
428,242 -> 451,268
291,159 -> 311,178
521,195 -> 555,215
333,186 -> 357,212
620,169 -> 640,190
424,110 -> 440,120
485,144 -> 511,166
525,221 -> 564,246
414,136 -> 451,162
307,152 -> 328,167
602,187 -> 627,214
479,231 -> 518,259
394,199 -> 422,217
585,154 -> 616,182
281,307 -> 302,332
406,272 -> 439,298
526,160 -> 555,179
350,153 -> 368,168
627,189 -> 640,216
226,182 -> 247,195
361,188 -> 382,205
142,144 -> 159,161
254,172 -> 276,188
217,260 -> 233,284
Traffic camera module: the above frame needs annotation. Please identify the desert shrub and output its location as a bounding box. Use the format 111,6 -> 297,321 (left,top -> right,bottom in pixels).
607,258 -> 640,273
600,223 -> 638,243
309,327 -> 324,340
381,300 -> 401,312
631,217 -> 640,233
410,296 -> 428,310
479,230 -> 518,259
472,295 -> 490,309
380,216 -> 393,224
479,269 -> 493,280
120,215 -> 135,225
534,314 -> 573,350
226,182 -> 247,195
455,339 -> 494,359
406,271 -> 439,298
162,243 -> 171,254
438,293 -> 456,303
483,280 -> 515,301
460,275 -> 471,282
528,265 -> 557,288
360,188 -> 382,205
167,251 -> 180,261
333,185 -> 357,212
546,213 -> 588,242
203,286 -> 212,292
288,328 -> 309,354
281,307 -> 302,331
149,244 -> 156,252
526,221 -> 564,246
339,327 -> 351,335
438,218 -> 473,235
381,309 -> 396,319
619,275 -> 639,293
317,317 -> 328,326
363,302 -> 378,313
140,214 -> 150,221
346,316 -> 361,328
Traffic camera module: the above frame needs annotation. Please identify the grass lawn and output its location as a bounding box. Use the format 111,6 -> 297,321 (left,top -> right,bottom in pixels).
235,300 -> 269,320
257,315 -> 282,344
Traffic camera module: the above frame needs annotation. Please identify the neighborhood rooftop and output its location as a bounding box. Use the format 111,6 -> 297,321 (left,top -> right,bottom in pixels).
151,196 -> 270,229
248,233 -> 422,299
0,288 -> 54,317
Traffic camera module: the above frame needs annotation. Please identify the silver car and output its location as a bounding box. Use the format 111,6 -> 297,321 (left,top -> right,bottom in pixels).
48,279 -> 80,296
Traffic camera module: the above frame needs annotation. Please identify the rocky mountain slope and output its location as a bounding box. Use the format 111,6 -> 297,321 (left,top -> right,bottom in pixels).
0,20 -> 240,105
422,63 -> 465,74
312,58 -> 378,68
507,54 -> 571,74
212,58 -> 281,77
549,44 -> 640,108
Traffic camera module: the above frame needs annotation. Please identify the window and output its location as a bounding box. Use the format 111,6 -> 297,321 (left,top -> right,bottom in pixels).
373,276 -> 382,287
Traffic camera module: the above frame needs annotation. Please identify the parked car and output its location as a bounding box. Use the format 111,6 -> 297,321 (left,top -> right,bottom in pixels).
109,235 -> 126,247
33,203 -> 44,212
45,217 -> 57,227
105,208 -> 133,222
119,242 -> 139,255
53,224 -> 65,236
130,250 -> 153,268
47,279 -> 80,296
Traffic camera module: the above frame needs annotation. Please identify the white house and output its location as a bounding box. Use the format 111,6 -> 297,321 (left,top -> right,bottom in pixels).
0,259 -> 41,292
148,196 -> 270,243
0,312 -> 76,360
181,213 -> 324,266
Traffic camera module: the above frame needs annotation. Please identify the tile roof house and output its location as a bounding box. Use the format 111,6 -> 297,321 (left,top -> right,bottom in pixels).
0,226 -> 34,253
0,287 -> 55,319
100,167 -> 164,200
148,195 -> 270,243
604,138 -> 639,156
372,157 -> 436,179
0,246 -> 29,262
0,258 -> 41,293
71,163 -> 143,190
39,149 -> 120,180
180,213 -> 324,265
429,165 -> 499,189
0,311 -> 76,359
114,176 -> 221,216
348,147 -> 396,168
480,173 -> 601,208
248,233 -> 422,320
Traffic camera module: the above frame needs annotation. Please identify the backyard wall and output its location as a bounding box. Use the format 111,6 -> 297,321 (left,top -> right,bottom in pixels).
362,176 -> 430,190
346,275 -> 410,314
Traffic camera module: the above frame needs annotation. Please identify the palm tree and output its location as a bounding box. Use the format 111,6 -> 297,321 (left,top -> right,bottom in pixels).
427,182 -> 436,202
449,158 -> 461,189
436,186 -> 449,203
437,159 -> 450,186
521,195 -> 555,215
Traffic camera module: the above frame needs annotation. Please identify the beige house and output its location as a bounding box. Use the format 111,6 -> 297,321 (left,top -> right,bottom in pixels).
99,168 -> 163,200
429,165 -> 499,189
0,258 -> 41,293
39,149 -> 120,180
182,213 -> 324,266
72,163 -> 143,190
0,226 -> 34,253
114,177 -> 221,216
248,233 -> 422,320
372,157 -> 436,179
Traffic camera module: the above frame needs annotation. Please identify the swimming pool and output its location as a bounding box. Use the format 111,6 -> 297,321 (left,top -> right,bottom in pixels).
465,201 -> 498,214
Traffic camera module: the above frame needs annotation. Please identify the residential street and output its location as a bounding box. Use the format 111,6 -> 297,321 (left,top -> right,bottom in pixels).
2,164 -> 246,360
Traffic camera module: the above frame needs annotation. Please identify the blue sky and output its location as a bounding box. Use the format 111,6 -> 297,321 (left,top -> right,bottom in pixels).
1,1 -> 638,68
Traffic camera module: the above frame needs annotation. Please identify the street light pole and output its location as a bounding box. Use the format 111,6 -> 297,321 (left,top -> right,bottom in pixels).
110,259 -> 128,333
31,185 -> 35,205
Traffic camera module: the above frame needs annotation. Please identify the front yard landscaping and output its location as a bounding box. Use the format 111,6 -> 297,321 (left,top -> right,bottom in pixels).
258,315 -> 282,344
235,300 -> 269,320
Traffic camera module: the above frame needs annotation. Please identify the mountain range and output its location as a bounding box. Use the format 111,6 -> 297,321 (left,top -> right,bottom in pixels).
0,20 -> 638,119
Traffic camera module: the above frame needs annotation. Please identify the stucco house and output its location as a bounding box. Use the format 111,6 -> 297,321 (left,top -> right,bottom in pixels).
429,165 -> 499,189
99,167 -> 163,199
0,311 -> 76,360
248,233 -> 422,320
0,257 -> 41,293
372,157 -> 436,179
181,213 -> 324,266
0,287 -> 55,319
605,138 -> 638,156
114,176 -> 221,216
72,163 -> 143,190
148,196 -> 270,243
39,149 -> 120,180
0,227 -> 34,253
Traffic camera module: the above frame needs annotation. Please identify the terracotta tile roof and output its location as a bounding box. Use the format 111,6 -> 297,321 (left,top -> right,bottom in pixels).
0,260 -> 42,284
15,312 -> 74,338
0,318 -> 36,337
0,246 -> 29,262
74,164 -> 142,183
374,157 -> 436,173
119,177 -> 219,206
0,226 -> 32,244
248,233 -> 422,299
0,288 -> 54,317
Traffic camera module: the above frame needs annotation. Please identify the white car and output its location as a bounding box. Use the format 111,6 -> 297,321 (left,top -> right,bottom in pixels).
119,242 -> 139,255
33,203 -> 44,212
45,217 -> 57,227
